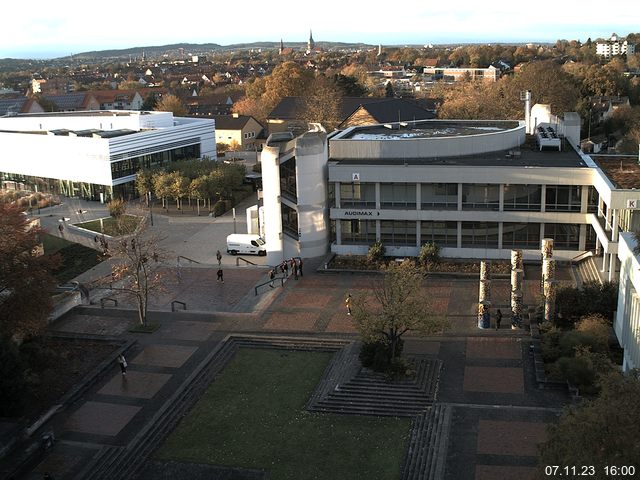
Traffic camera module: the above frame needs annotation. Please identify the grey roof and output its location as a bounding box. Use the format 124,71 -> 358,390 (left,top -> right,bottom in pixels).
267,96 -> 436,124
43,93 -> 90,110
0,98 -> 28,116
212,114 -> 260,130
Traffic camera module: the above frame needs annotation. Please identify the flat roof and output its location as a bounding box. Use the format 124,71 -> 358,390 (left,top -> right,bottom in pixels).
592,155 -> 640,189
330,135 -> 587,168
8,110 -> 151,118
340,120 -> 519,140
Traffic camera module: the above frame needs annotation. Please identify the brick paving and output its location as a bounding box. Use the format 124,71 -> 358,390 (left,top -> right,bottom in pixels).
13,248 -> 575,480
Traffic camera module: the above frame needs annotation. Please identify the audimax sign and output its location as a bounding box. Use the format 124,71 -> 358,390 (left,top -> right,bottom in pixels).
343,210 -> 380,217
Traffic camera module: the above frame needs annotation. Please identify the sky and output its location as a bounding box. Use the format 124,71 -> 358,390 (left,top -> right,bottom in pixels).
2,0 -> 639,59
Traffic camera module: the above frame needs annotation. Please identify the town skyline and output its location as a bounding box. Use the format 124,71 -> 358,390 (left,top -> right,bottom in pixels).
2,0 -> 639,59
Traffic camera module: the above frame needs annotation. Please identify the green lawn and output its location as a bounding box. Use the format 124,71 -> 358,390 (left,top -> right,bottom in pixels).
156,348 -> 411,480
43,234 -> 103,283
75,214 -> 140,236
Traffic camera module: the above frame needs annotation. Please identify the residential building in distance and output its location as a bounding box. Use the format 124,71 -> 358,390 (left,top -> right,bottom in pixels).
596,33 -> 636,59
0,110 -> 215,200
0,97 -> 44,116
422,65 -> 501,82
213,113 -> 263,149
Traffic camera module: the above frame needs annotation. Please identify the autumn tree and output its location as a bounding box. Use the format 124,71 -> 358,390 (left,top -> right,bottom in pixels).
0,204 -> 59,340
536,371 -> 640,477
155,94 -> 187,116
106,219 -> 172,327
302,75 -> 342,131
352,260 -> 448,367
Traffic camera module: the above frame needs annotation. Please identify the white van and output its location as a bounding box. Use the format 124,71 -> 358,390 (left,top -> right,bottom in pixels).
226,234 -> 267,256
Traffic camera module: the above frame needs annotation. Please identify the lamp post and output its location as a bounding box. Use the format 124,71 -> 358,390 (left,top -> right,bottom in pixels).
148,191 -> 154,226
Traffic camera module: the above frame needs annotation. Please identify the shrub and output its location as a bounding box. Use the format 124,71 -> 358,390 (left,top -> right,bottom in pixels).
212,200 -> 227,217
418,242 -> 440,269
556,355 -> 596,391
367,241 -> 386,264
555,281 -> 618,325
359,338 -> 404,372
386,357 -> 415,381
576,314 -> 610,350
108,198 -> 126,217
558,330 -> 608,357
541,326 -> 563,363
0,337 -> 27,416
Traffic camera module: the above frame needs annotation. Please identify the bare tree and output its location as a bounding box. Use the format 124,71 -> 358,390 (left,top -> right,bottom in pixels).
104,218 -> 173,326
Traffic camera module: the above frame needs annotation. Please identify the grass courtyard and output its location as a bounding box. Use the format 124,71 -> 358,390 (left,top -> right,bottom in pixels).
43,234 -> 102,283
156,348 -> 411,479
75,214 -> 140,236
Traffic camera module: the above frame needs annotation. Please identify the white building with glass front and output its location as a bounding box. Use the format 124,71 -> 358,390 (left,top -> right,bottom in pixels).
0,110 -> 215,200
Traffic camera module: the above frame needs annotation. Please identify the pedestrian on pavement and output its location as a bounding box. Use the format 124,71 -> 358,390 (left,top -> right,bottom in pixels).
298,257 -> 303,277
117,354 -> 127,375
292,258 -> 298,280
58,223 -> 64,235
346,293 -> 352,316
269,269 -> 275,288
496,309 -> 502,330
217,268 -> 224,283
216,250 -> 222,266
282,260 -> 289,276
94,235 -> 98,243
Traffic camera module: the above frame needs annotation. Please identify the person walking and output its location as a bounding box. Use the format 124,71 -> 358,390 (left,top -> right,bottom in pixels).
117,354 -> 127,375
298,257 -> 303,277
58,223 -> 64,235
496,309 -> 503,330
282,260 -> 289,277
217,268 -> 224,283
269,269 -> 275,288
345,293 -> 352,316
292,258 -> 298,280
216,250 -> 222,266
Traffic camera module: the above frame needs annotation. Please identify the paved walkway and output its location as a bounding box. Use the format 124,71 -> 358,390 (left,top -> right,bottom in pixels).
11,201 -> 571,480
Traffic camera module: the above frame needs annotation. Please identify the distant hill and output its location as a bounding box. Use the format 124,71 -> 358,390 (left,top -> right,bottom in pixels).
68,41 -> 375,60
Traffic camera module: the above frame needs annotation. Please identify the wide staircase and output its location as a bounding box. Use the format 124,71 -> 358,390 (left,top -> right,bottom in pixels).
572,254 -> 603,288
308,343 -> 442,417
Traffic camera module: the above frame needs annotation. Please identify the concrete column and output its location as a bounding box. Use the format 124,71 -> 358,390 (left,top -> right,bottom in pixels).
499,184 -> 504,212
334,182 -> 341,208
540,185 -> 546,213
457,221 -> 462,249
480,260 -> 491,280
609,253 -> 617,282
416,183 -> 421,211
541,238 -> 554,259
416,221 -> 421,247
498,222 -> 503,249
595,237 -> 601,255
261,145 -> 284,266
457,183 -> 463,211
612,209 -> 619,241
606,205 -> 613,231
602,252 -> 609,273
375,183 -> 381,210
376,220 -> 381,242
511,249 -> 523,271
579,224 -> 586,251
580,185 -> 589,213
335,219 -> 342,245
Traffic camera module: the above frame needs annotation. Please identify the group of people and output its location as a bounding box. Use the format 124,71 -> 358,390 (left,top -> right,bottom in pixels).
268,257 -> 304,287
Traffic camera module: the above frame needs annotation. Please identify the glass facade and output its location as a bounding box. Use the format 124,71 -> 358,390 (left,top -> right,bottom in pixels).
461,222 -> 499,248
421,183 -> 458,209
380,220 -> 416,245
340,219 -> 376,244
282,203 -> 299,239
279,157 -> 297,202
110,144 -> 200,179
420,221 -> 458,247
544,223 -> 580,249
380,183 -> 416,209
502,223 -> 541,249
462,184 -> 500,210
545,185 -> 581,212
503,184 -> 542,211
340,183 -> 375,208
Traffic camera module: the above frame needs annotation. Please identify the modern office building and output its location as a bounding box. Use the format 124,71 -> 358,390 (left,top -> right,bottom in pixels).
0,110 -> 215,200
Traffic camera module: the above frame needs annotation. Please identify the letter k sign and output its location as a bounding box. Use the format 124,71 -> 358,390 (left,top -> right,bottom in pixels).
352,173 -> 360,181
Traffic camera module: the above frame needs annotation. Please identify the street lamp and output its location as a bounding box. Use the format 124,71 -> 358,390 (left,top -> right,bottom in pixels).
148,191 -> 154,226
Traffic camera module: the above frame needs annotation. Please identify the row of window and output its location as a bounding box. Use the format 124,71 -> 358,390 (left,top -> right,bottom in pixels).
335,183 -> 597,213
338,220 -> 594,250
110,145 -> 200,179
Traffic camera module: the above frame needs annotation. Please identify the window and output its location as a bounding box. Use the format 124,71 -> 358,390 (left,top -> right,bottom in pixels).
462,184 -> 499,210
380,220 -> 416,246
503,184 -> 542,211
587,186 -> 598,213
544,223 -> 580,249
461,222 -> 499,248
545,185 -> 581,212
282,204 -> 298,239
502,223 -> 540,249
279,157 -> 297,201
340,183 -> 375,208
420,221 -> 457,247
340,219 -> 376,244
421,183 -> 458,209
380,183 -> 416,209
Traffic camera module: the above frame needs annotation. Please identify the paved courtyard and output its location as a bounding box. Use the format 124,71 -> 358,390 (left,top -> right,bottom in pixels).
9,200 -> 572,480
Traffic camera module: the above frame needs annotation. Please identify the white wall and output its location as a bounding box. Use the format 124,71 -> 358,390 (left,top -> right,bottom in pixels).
261,145 -> 285,265
615,232 -> 640,372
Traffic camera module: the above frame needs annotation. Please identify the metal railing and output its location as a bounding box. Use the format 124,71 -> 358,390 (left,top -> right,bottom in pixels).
254,276 -> 285,295
100,297 -> 118,308
236,256 -> 260,266
171,300 -> 187,311
177,255 -> 201,265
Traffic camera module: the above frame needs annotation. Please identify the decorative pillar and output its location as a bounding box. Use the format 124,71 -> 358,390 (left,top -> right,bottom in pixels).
510,249 -> 523,272
543,280 -> 556,323
511,291 -> 523,328
478,260 -> 492,329
542,258 -> 556,284
541,238 -> 554,260
511,268 -> 524,293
